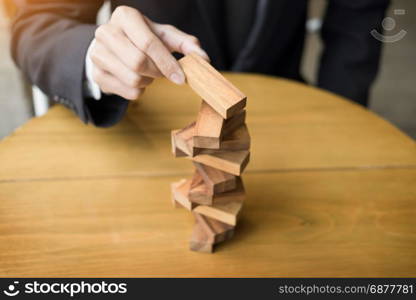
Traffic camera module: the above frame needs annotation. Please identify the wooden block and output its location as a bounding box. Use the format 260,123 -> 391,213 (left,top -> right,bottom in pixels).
194,213 -> 234,244
171,190 -> 183,208
222,110 -> 246,137
193,213 -> 216,244
213,223 -> 234,244
171,179 -> 198,211
193,101 -> 224,149
179,53 -> 246,119
194,124 -> 251,154
191,150 -> 250,176
171,130 -> 187,157
220,124 -> 251,151
172,122 -> 195,156
190,109 -> 247,155
193,178 -> 245,226
189,221 -> 214,253
172,122 -> 250,157
189,240 -> 213,253
193,162 -> 236,194
189,213 -> 234,253
171,179 -> 186,208
188,170 -> 213,205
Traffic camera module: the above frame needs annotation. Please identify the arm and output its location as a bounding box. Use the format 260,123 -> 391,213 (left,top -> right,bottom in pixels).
12,2 -> 209,127
318,0 -> 390,106
11,0 -> 105,124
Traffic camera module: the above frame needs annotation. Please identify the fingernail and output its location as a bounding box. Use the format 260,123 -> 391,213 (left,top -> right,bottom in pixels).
195,49 -> 210,62
170,71 -> 185,85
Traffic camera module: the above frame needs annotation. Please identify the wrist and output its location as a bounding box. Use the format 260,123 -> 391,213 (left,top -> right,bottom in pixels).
84,39 -> 102,100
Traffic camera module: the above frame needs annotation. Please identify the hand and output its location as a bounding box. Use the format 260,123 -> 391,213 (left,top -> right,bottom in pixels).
89,6 -> 209,100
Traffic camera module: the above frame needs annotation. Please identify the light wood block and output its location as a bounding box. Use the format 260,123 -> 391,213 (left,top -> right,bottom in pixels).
179,53 -> 246,118
171,129 -> 187,157
188,170 -> 213,205
190,213 -> 234,253
189,240 -> 213,253
194,124 -> 251,154
171,179 -> 197,211
172,123 -> 250,157
220,124 -> 251,151
193,213 -> 216,244
191,150 -> 250,176
171,186 -> 183,208
193,100 -> 224,149
194,213 -> 234,244
222,110 -> 246,137
193,162 -> 236,194
171,122 -> 195,156
193,178 -> 245,226
189,221 -> 214,253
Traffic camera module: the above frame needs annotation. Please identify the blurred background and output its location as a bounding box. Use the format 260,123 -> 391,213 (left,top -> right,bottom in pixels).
0,0 -> 415,139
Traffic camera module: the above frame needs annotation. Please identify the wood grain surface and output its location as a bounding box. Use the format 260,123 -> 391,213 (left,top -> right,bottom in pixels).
0,74 -> 415,277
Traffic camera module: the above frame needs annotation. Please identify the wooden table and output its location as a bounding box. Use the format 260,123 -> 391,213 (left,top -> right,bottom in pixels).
1,74 -> 415,277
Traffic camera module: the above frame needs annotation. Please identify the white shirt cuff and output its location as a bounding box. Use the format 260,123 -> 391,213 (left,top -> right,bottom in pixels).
84,39 -> 102,100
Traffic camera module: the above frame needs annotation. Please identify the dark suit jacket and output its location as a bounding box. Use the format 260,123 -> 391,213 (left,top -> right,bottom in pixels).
11,0 -> 389,127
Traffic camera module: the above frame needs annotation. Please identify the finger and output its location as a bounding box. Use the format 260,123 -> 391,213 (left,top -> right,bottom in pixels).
113,8 -> 185,85
91,41 -> 146,88
151,22 -> 210,61
136,76 -> 154,88
95,24 -> 161,78
91,41 -> 154,88
93,66 -> 144,100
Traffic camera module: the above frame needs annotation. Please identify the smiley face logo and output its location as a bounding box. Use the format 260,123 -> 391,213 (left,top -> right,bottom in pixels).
371,9 -> 407,43
3,281 -> 20,297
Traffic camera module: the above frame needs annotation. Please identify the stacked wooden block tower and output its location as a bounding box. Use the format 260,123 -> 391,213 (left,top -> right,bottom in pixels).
170,53 -> 250,253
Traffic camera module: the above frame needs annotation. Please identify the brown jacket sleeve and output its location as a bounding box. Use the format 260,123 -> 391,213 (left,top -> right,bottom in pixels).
11,0 -> 129,127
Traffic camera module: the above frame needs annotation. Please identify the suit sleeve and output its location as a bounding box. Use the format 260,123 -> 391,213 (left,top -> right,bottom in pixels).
318,0 -> 390,106
11,0 -> 129,127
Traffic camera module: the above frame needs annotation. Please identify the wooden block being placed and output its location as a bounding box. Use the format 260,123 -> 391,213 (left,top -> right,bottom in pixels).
171,179 -> 198,211
171,122 -> 195,156
191,150 -> 250,176
188,170 -> 213,205
193,178 -> 245,226
179,53 -> 246,119
193,162 -> 236,194
193,101 -> 224,149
